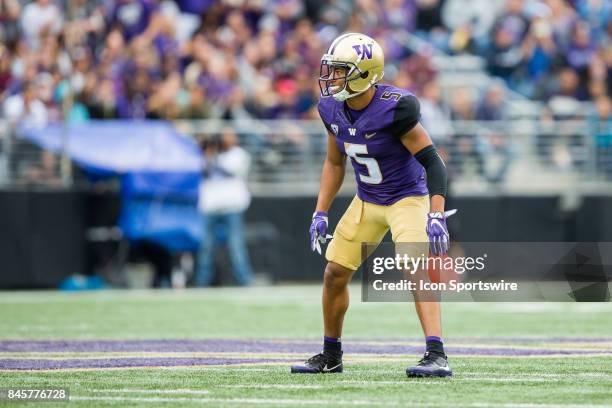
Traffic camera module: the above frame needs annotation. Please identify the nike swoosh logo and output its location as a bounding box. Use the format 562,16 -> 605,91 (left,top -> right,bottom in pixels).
365,132 -> 376,139
430,219 -> 448,235
322,363 -> 341,372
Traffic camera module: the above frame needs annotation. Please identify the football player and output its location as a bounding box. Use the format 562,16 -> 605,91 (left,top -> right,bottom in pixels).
291,33 -> 455,377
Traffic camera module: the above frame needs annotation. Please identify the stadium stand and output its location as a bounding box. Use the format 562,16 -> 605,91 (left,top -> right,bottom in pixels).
0,0 -> 610,193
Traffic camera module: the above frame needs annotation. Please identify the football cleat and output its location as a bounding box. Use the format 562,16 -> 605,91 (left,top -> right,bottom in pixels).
406,351 -> 453,378
291,352 -> 343,374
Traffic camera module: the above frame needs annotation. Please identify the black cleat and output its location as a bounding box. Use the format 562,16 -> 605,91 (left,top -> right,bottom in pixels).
291,352 -> 343,374
406,351 -> 453,377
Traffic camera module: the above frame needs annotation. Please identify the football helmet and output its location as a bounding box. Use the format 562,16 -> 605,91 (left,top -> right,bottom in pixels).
319,33 -> 384,102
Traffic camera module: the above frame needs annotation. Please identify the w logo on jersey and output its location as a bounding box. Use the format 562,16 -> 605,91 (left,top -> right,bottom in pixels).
352,44 -> 373,61
348,128 -> 357,136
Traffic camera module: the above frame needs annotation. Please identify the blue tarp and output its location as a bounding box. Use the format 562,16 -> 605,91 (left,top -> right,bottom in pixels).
20,121 -> 202,174
118,196 -> 201,252
21,121 -> 203,252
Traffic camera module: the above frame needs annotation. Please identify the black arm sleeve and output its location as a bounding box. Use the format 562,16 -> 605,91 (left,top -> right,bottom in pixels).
387,95 -> 421,137
414,144 -> 448,198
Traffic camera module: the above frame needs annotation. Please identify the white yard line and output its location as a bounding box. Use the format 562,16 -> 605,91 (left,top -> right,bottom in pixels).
460,372 -> 612,379
69,396 -> 612,408
222,384 -> 326,389
70,396 -> 387,405
339,378 -> 554,384
88,388 -> 210,395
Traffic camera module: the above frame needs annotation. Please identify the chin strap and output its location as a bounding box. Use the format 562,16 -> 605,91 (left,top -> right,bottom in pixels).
333,73 -> 381,101
332,86 -> 369,102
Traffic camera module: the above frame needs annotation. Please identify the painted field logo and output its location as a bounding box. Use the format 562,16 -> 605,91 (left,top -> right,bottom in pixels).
352,44 -> 373,61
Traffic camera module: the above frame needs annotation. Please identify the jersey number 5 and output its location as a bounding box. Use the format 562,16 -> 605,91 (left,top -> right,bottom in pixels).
344,143 -> 382,184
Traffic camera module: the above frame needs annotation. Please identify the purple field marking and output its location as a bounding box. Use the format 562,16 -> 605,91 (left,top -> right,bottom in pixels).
0,357 -> 293,371
2,337 -> 611,354
1,338 -> 611,370
0,339 -> 611,355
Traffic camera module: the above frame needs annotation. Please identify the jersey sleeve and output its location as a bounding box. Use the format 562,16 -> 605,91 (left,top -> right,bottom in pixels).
386,95 -> 421,137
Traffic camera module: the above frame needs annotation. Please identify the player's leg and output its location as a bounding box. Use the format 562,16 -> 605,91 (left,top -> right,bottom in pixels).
288,261 -> 354,374
414,301 -> 442,339
386,195 -> 452,377
291,196 -> 388,374
322,261 -> 354,339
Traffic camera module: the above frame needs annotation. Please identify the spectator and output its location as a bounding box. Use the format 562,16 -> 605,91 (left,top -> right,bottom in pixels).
565,20 -> 597,89
82,78 -> 118,119
475,83 -> 506,120
591,95 -> 612,178
402,51 -> 437,95
116,67 -> 151,119
486,24 -> 524,85
448,87 -> 483,177
179,84 -> 211,119
419,79 -> 454,147
546,0 -> 578,52
196,129 -> 253,287
415,0 -> 445,33
3,81 -> 48,127
383,0 -> 417,33
534,65 -> 586,102
109,0 -> 160,42
522,16 -> 558,84
23,150 -> 62,187
491,0 -> 530,47
442,0 -> 499,49
20,0 -> 63,51
574,0 -> 611,42
474,84 -> 514,183
0,45 -> 11,99
0,0 -> 21,48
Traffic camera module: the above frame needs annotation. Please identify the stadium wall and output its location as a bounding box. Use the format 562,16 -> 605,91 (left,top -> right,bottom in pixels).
0,190 -> 86,289
1,191 -> 611,288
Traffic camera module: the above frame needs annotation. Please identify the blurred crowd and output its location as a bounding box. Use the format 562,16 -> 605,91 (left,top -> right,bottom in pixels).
0,0 -> 610,185
0,0 -> 609,126
416,0 -> 610,101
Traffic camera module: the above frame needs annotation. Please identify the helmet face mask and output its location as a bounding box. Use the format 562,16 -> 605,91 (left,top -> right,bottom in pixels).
318,33 -> 384,102
318,56 -> 363,99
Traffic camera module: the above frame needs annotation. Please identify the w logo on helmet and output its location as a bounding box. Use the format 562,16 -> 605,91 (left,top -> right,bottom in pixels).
352,44 -> 373,61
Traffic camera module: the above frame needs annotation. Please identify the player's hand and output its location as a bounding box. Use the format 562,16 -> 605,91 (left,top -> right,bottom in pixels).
310,211 -> 333,255
426,209 -> 457,256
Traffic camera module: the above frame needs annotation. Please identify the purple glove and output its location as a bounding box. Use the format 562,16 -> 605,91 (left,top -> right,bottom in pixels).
310,211 -> 333,255
426,209 -> 457,256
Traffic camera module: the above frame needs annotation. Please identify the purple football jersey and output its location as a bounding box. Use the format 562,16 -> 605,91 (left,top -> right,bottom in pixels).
318,84 -> 428,206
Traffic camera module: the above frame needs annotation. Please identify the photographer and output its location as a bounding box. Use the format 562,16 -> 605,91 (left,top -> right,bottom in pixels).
195,128 -> 253,287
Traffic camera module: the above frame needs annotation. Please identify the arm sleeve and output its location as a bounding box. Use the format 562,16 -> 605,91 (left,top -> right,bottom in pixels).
414,144 -> 448,198
387,95 -> 421,137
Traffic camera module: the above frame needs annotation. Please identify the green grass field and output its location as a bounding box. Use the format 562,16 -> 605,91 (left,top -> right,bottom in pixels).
1,285 -> 611,407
